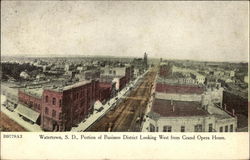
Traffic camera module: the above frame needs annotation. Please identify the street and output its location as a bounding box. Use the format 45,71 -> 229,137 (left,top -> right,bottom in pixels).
86,67 -> 157,132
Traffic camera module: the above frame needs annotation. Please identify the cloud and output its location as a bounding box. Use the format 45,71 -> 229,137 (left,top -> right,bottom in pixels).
1,1 -> 248,62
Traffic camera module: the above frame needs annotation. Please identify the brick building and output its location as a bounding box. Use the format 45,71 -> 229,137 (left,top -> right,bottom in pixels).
98,82 -> 116,103
18,80 -> 99,131
223,90 -> 248,130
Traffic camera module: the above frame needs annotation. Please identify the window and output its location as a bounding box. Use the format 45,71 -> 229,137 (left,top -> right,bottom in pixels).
149,124 -> 155,132
30,101 -> 33,107
194,124 -> 202,132
163,126 -> 172,132
38,104 -> 41,110
181,126 -> 185,132
52,110 -> 56,118
76,93 -> 79,99
81,90 -> 84,97
45,96 -> 49,102
225,125 -> 228,132
209,123 -> 213,132
45,107 -> 49,114
220,127 -> 223,132
59,100 -> 62,107
52,97 -> 56,105
230,124 -> 233,132
59,113 -> 62,120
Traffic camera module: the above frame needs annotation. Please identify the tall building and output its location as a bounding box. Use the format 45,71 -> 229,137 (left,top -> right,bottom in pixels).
17,80 -> 99,131
132,52 -> 148,74
144,52 -> 148,69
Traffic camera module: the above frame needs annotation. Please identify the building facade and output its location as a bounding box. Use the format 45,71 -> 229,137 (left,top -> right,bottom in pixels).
143,67 -> 237,132
17,80 -> 99,131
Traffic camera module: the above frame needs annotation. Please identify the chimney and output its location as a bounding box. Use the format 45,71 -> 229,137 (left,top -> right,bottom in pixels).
171,99 -> 173,105
232,109 -> 235,116
172,104 -> 175,112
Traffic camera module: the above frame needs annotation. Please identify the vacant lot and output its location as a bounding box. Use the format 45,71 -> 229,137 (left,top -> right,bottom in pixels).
0,112 -> 27,131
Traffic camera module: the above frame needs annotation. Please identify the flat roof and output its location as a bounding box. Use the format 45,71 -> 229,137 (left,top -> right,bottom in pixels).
155,83 -> 205,94
63,80 -> 91,91
213,113 -> 232,119
21,87 -> 44,98
151,99 -> 209,117
1,84 -> 18,97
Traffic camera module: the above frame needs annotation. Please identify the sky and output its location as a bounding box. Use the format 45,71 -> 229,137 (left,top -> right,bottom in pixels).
1,1 -> 249,62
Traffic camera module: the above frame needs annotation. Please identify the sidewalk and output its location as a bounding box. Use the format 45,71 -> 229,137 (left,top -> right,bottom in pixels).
141,73 -> 157,132
71,70 -> 148,132
1,95 -> 43,132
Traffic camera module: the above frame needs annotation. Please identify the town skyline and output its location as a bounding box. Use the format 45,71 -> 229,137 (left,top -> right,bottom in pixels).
1,1 -> 249,62
1,53 -> 249,63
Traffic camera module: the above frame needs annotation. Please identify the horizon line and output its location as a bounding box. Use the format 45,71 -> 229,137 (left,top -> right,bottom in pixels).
1,54 -> 248,63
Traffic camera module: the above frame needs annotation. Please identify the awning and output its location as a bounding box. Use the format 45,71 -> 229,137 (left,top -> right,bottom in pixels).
7,98 -> 18,104
15,104 -> 40,123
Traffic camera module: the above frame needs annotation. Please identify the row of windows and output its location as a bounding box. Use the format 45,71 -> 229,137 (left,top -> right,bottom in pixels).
150,124 -> 208,132
219,124 -> 234,132
21,99 -> 41,110
163,125 -> 203,132
44,107 -> 62,120
159,124 -> 233,132
162,124 -> 218,132
73,90 -> 94,102
70,86 -> 95,101
45,96 -> 62,107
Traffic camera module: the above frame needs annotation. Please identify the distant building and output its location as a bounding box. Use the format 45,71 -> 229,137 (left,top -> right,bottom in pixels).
75,69 -> 100,81
159,62 -> 171,78
1,85 -> 19,111
191,73 -> 205,84
225,70 -> 235,77
132,52 -> 148,75
144,52 -> 148,69
36,74 -> 46,81
64,64 -> 74,72
100,66 -> 133,90
20,71 -> 30,80
76,66 -> 87,73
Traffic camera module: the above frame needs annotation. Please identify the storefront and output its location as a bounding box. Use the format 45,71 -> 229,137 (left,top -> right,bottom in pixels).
15,104 -> 41,125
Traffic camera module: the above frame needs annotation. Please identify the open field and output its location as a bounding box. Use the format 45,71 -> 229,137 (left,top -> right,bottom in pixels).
0,112 -> 27,131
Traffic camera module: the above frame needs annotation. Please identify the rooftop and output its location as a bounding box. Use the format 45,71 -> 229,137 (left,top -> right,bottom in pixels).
63,80 -> 91,91
21,87 -> 44,98
155,83 -> 205,94
151,99 -> 209,117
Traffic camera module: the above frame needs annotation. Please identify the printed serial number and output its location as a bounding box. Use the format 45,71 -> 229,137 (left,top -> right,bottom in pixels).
3,134 -> 23,138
